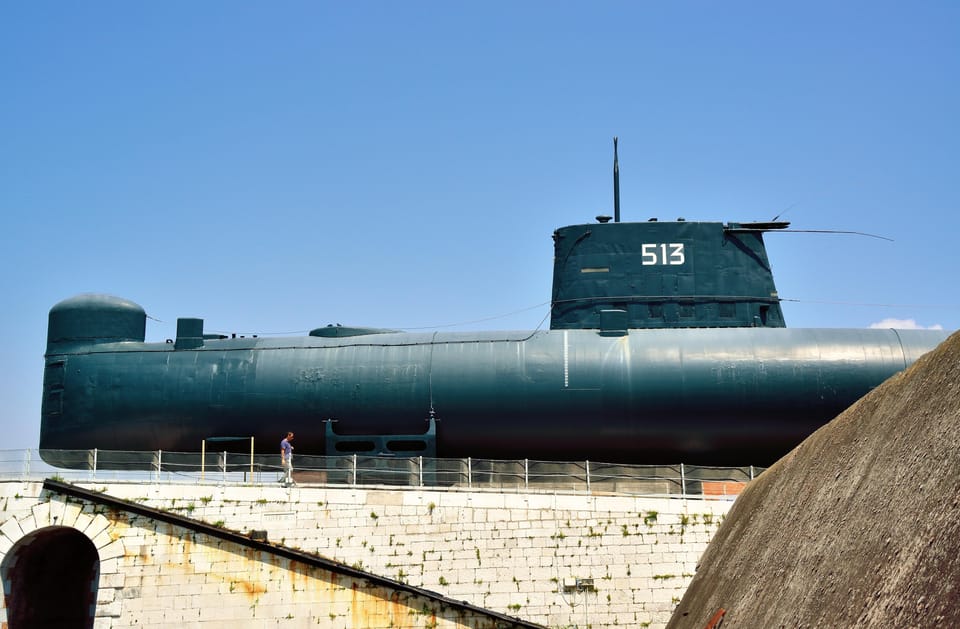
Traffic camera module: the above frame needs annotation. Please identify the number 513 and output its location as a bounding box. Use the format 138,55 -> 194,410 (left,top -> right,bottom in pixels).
641,243 -> 685,266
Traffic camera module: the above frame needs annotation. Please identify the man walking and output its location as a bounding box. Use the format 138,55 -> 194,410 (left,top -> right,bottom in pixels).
280,432 -> 295,486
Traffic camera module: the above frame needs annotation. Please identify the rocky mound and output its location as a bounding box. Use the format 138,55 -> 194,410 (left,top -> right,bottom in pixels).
667,331 -> 960,629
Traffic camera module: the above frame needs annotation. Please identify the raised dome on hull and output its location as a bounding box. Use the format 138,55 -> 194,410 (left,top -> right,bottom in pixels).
47,294 -> 146,347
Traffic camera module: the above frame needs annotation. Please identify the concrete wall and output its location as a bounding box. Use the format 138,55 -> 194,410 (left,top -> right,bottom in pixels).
0,480 -> 734,628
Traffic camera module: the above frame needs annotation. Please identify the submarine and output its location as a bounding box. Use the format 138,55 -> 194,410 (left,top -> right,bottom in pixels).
39,146 -> 949,467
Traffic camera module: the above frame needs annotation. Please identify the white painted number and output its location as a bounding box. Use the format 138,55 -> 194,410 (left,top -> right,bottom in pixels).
640,243 -> 685,266
667,243 -> 685,265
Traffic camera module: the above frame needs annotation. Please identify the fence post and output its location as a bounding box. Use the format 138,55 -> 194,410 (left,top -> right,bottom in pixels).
221,451 -> 227,484
352,454 -> 357,486
91,448 -> 98,480
23,449 -> 31,480
467,457 -> 472,489
586,460 -> 591,493
750,465 -> 755,480
680,463 -> 686,498
524,458 -> 529,490
418,456 -> 423,487
153,450 -> 163,481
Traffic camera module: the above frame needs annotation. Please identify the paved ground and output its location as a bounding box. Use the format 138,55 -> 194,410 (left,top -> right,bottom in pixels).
667,331 -> 960,629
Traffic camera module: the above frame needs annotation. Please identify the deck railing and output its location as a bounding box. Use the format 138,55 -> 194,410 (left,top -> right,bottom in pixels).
0,449 -> 761,498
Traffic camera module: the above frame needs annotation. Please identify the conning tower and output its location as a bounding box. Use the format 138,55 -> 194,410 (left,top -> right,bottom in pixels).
550,219 -> 789,331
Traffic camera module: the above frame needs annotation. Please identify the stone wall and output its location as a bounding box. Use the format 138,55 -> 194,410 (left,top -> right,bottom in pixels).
0,480 -> 734,628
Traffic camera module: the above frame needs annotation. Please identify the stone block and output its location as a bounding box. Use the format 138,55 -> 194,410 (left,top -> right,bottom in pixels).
96,587 -> 116,604
30,501 -> 52,528
0,517 -> 24,543
46,496 -> 68,525
95,599 -> 123,618
18,514 -> 38,537
70,511 -> 93,535
97,540 -> 123,574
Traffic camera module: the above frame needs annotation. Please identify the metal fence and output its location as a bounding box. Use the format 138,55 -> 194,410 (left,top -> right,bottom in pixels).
0,449 -> 761,498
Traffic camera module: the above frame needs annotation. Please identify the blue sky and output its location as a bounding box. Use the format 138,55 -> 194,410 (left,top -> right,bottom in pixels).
2,2 -> 958,450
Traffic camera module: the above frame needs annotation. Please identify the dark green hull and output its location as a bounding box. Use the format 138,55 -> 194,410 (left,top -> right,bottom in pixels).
40,299 -> 946,465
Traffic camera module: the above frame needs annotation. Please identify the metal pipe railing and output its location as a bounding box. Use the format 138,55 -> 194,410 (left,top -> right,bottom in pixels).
1,448 -> 762,498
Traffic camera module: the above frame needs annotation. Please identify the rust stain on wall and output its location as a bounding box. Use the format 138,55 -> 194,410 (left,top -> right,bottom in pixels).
351,582 -> 361,627
238,579 -> 268,597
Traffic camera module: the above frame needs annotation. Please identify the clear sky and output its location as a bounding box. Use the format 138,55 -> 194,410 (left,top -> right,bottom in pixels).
2,2 -> 958,450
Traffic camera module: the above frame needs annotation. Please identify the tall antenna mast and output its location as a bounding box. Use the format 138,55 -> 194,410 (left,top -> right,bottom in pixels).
613,136 -> 621,223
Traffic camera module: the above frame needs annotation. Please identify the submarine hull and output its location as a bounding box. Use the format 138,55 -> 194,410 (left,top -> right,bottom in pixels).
40,309 -> 948,466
